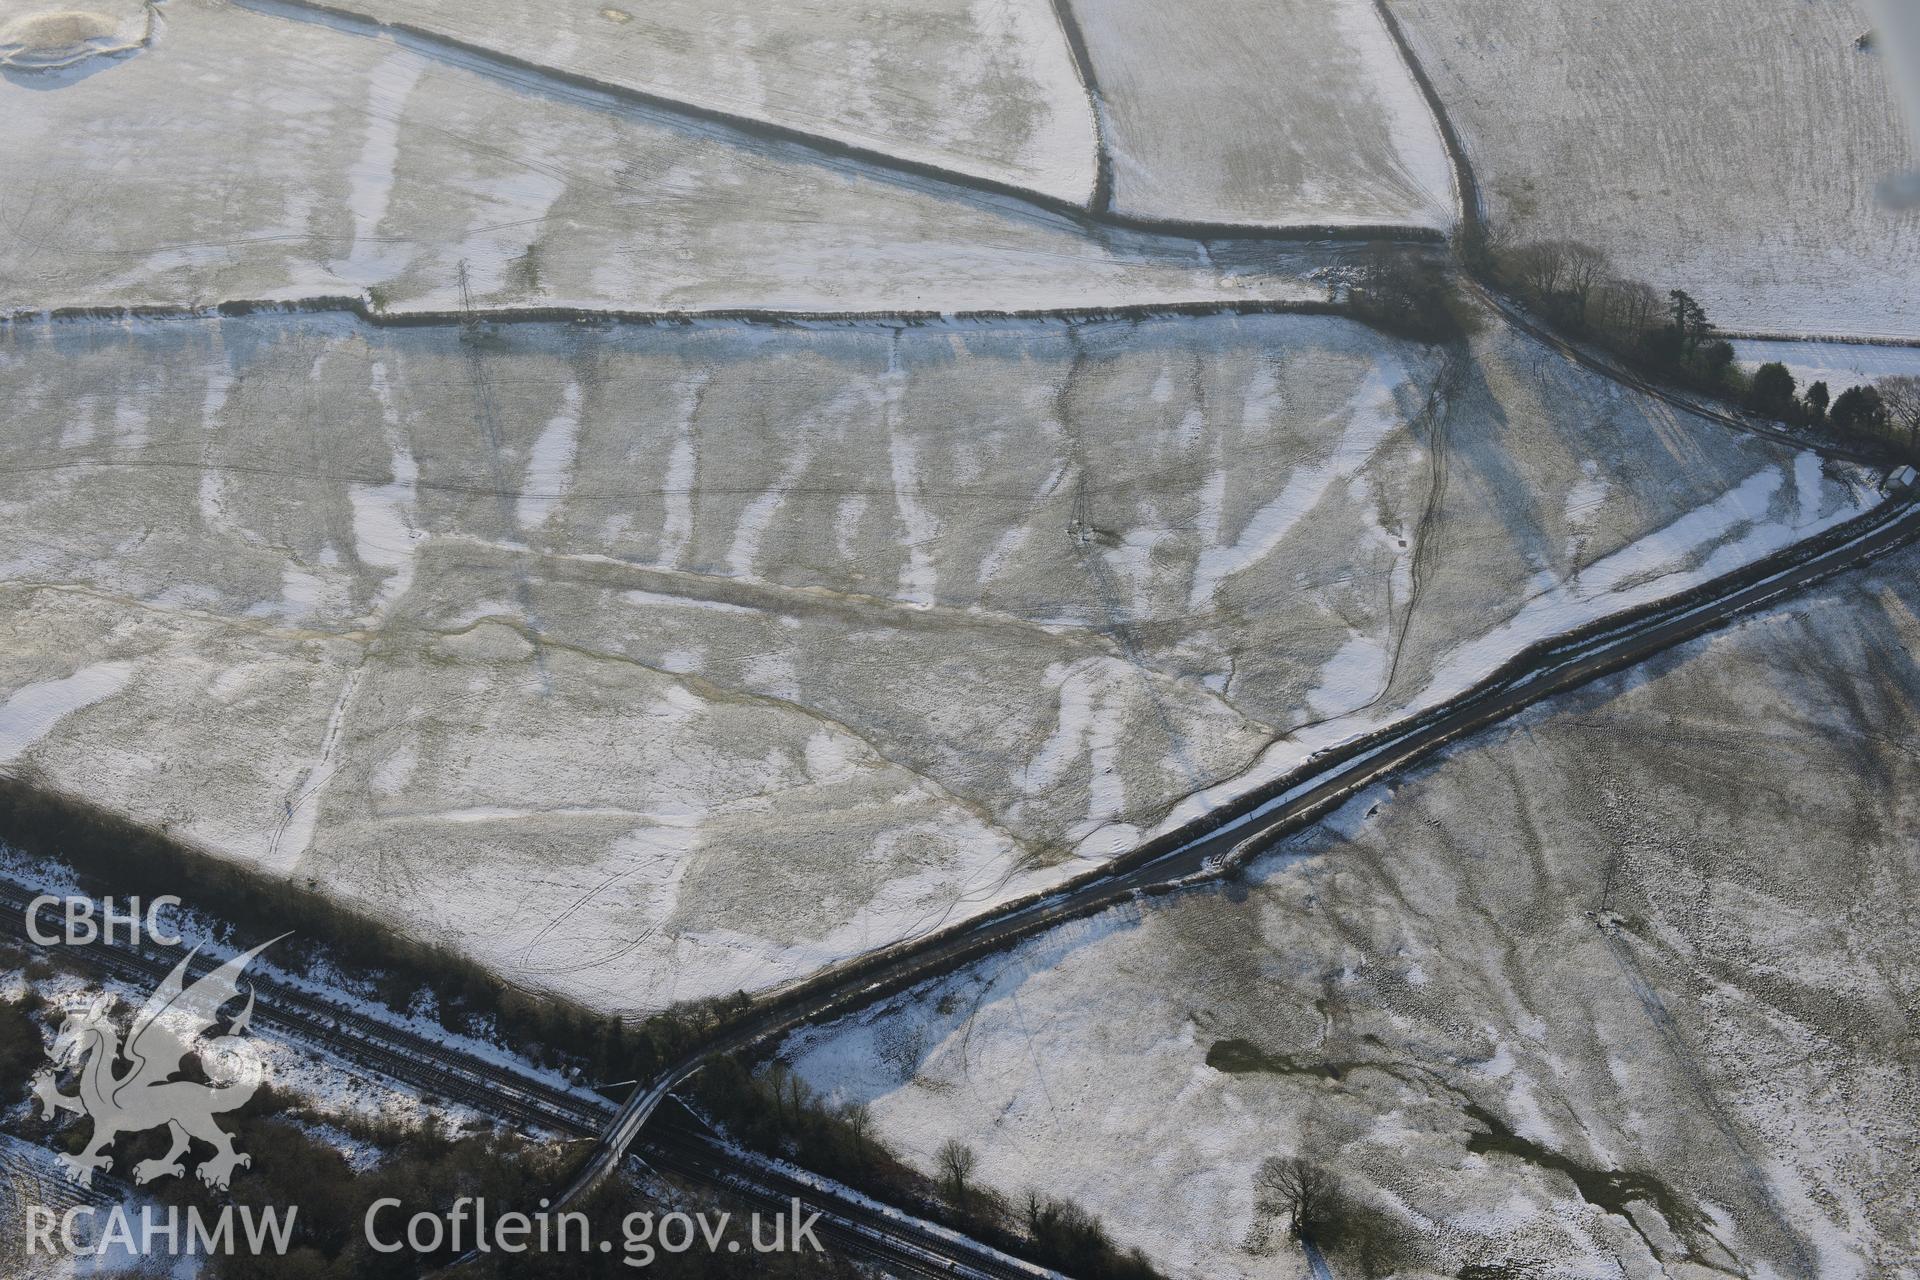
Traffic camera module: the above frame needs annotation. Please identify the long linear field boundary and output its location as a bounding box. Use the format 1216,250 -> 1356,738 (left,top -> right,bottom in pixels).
233,0 -> 1447,246
558,485 -> 1920,1199
1371,0 -> 1484,232
1716,330 -> 1920,349
1474,283 -> 1890,465
1043,0 -> 1115,214
0,295 -> 1355,330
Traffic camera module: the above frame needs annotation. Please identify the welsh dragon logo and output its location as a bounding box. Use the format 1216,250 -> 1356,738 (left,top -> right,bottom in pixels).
30,939 -> 280,1190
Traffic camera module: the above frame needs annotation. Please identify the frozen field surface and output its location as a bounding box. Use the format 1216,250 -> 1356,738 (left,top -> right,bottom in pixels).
1732,338 -> 1920,395
0,307 -> 1877,1013
272,0 -> 1099,206
786,543 -> 1920,1279
1392,0 -> 1920,338
1073,0 -> 1454,230
0,0 -> 1311,314
0,0 -> 152,70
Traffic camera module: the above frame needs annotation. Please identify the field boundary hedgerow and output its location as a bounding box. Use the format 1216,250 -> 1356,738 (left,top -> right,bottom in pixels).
1,296 -> 1352,331
1041,0 -> 1117,214
236,0 -> 1449,247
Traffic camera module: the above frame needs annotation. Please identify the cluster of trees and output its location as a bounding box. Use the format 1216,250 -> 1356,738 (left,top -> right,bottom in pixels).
1346,243 -> 1478,344
693,1056 -> 891,1188
1477,235 -> 1920,461
694,1054 -> 1162,1280
1016,1188 -> 1159,1279
1479,236 -> 1739,391
1748,365 -> 1920,459
0,780 -> 1155,1276
10,1003 -> 852,1280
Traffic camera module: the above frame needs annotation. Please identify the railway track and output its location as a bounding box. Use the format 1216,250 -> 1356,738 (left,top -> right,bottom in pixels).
0,885 -> 1048,1278
563,481 -> 1920,1202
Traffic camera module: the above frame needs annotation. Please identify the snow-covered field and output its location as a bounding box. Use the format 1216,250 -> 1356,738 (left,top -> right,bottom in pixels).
1073,0 -> 1455,230
785,542 -> 1920,1279
1732,338 -> 1920,394
0,0 -> 1317,315
1391,0 -> 1920,338
4,1 -> 1909,1275
277,0 -> 1099,206
0,306 -> 1878,1014
0,0 -> 152,70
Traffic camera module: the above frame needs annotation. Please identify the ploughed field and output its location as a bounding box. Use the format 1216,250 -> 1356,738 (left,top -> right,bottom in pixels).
0,307 -> 1875,1013
785,539 -> 1920,1280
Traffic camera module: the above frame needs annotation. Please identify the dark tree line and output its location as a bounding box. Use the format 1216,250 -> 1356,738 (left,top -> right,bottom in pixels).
1472,233 -> 1920,461
1475,235 -> 1738,392
1745,363 -> 1918,458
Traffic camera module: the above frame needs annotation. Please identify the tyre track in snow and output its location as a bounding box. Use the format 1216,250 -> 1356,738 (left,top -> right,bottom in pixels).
1370,0 -> 1484,231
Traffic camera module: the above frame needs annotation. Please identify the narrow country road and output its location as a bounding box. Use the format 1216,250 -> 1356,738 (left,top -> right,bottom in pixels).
560,483 -> 1920,1204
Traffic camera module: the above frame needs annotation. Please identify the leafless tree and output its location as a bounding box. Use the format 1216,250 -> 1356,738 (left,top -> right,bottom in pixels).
1559,241 -> 1610,318
1500,238 -> 1610,327
840,1100 -> 875,1165
1257,1156 -> 1337,1240
936,1139 -> 979,1206
1879,375 -> 1920,455
1506,239 -> 1582,299
763,1061 -> 807,1124
1596,277 -> 1664,341
1504,241 -> 1554,298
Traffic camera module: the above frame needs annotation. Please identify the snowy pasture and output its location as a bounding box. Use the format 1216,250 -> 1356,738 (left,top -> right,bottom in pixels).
1072,0 -> 1455,230
0,0 -> 1313,315
0,0 -> 153,70
1732,338 -> 1920,395
1392,0 -> 1920,338
0,307 -> 1877,1014
278,0 -> 1100,206
785,543 -> 1920,1279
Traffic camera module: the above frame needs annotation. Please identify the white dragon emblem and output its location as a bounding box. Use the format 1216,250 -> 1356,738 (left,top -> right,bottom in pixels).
30,938 -> 280,1190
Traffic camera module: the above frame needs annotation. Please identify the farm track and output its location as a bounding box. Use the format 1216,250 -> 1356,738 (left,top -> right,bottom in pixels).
562,483 -> 1920,1203
1471,284 -> 1888,465
0,888 -> 1046,1280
